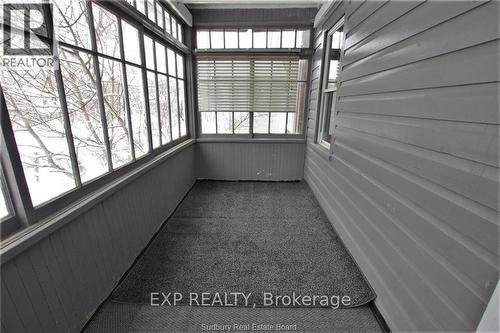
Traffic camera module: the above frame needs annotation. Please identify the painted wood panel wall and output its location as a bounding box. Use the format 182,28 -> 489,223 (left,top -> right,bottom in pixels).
304,1 -> 499,331
196,142 -> 305,181
0,145 -> 196,332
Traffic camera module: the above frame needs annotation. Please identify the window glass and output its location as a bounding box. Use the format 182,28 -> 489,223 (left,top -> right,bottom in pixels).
156,3 -> 164,28
122,21 -> 141,65
172,18 -> 178,39
167,48 -> 176,76
144,36 -> 155,70
147,0 -> 155,22
326,28 -> 344,89
126,65 -> 149,158
225,30 -> 238,48
177,23 -> 183,43
53,0 -> 91,49
98,57 -> 132,168
239,29 -> 252,49
164,12 -> 171,35
176,54 -> 184,79
233,112 -> 250,134
253,30 -> 266,48
286,112 -> 298,134
253,112 -> 269,134
270,112 -> 287,134
157,74 -> 171,144
3,65 -> 77,205
217,112 -> 232,134
136,0 -> 145,14
318,19 -> 344,146
93,4 -> 121,58
296,29 -> 310,48
178,81 -> 187,137
147,71 -> 161,148
267,30 -> 281,48
169,77 -> 179,140
210,30 -> 224,49
281,29 -> 295,48
155,42 -> 167,73
60,47 -> 109,183
201,112 -> 216,134
320,91 -> 336,143
197,30 -> 210,49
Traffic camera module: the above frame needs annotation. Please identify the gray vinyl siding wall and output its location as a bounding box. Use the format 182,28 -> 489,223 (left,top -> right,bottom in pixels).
0,145 -> 196,332
304,1 -> 499,332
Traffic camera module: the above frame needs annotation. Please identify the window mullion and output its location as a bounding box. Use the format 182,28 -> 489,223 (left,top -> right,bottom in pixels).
46,3 -> 81,186
174,53 -> 181,137
152,42 -> 162,144
54,52 -> 82,187
165,53 -> 173,141
0,88 -> 35,226
87,0 -> 113,171
118,18 -> 136,161
138,28 -> 153,153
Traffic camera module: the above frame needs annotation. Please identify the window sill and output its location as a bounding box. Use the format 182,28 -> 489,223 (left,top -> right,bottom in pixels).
0,139 -> 196,264
309,142 -> 333,161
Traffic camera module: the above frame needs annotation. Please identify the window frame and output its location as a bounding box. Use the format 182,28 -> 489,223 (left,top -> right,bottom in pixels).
195,26 -> 312,51
194,25 -> 312,139
0,0 -> 192,240
316,17 -> 345,151
121,0 -> 185,45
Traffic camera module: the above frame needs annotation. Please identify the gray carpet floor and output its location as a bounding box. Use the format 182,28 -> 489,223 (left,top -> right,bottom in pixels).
111,181 -> 375,307
84,301 -> 384,333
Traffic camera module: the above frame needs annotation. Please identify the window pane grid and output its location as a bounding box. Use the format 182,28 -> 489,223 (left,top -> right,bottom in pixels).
197,28 -> 311,49
125,0 -> 184,44
198,53 -> 307,135
317,18 -> 344,147
1,1 -> 189,218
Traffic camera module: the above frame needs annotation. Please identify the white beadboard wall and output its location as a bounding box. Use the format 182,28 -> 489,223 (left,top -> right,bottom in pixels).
0,145 -> 196,332
196,141 -> 305,181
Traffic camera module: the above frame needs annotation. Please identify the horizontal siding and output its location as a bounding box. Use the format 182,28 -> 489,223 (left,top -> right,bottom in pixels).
0,146 -> 196,332
196,142 -> 305,181
305,1 -> 499,332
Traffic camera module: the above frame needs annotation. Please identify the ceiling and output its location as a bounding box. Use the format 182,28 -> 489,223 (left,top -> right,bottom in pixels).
180,0 -> 328,9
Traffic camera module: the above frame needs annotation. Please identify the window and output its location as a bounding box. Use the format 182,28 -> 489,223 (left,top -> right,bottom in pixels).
197,28 -> 311,50
239,29 -> 252,49
54,0 -> 92,49
122,21 -> 141,65
60,47 -> 109,183
317,18 -> 344,148
197,54 -> 307,135
3,62 -> 78,206
93,4 -> 121,58
126,64 -> 149,157
145,38 -> 188,146
123,0 -> 185,44
99,57 -> 132,168
0,1 -> 189,238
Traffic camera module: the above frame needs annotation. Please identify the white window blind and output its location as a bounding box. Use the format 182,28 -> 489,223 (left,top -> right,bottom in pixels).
196,54 -> 305,113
